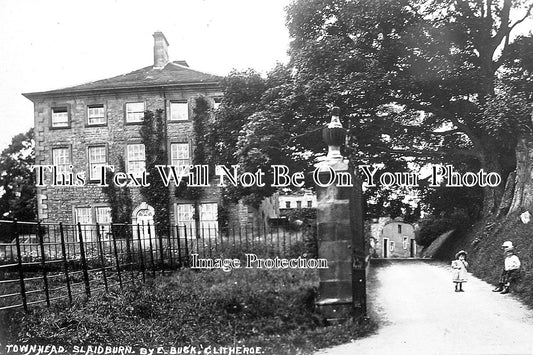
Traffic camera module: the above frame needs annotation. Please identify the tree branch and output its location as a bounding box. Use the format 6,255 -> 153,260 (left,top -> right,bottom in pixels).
430,129 -> 463,136
507,2 -> 533,33
384,147 -> 482,158
491,0 -> 513,50
286,127 -> 323,144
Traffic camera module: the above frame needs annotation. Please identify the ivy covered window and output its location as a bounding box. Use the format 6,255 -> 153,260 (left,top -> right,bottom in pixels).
127,143 -> 146,176
170,142 -> 190,168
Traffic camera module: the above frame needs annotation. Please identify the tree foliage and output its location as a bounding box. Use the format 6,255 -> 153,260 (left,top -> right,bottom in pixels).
286,0 -> 533,218
0,129 -> 36,221
207,70 -> 268,167
206,0 -> 533,222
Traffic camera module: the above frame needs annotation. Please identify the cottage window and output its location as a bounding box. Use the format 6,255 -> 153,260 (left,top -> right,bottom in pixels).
389,241 -> 395,252
398,225 -> 402,234
403,237 -> 408,250
88,146 -> 107,180
296,201 -> 302,209
125,102 -> 145,122
170,102 -> 189,121
307,200 -> 313,208
87,104 -> 105,125
285,201 -> 291,208
170,143 -> 190,168
51,107 -> 69,128
52,147 -> 70,174
127,144 -> 146,176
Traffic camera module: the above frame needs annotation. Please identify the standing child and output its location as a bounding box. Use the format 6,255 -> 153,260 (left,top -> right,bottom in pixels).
452,250 -> 468,292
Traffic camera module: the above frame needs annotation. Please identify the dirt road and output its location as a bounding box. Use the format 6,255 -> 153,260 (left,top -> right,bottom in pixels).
318,260 -> 533,355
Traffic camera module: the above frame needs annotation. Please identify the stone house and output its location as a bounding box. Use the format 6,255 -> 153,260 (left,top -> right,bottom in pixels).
279,189 -> 317,212
370,217 -> 418,258
23,31 -> 273,238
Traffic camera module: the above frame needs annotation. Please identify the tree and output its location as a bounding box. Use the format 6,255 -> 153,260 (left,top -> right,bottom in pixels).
0,129 -> 36,222
285,0 -> 533,216
483,36 -> 533,214
207,70 -> 267,167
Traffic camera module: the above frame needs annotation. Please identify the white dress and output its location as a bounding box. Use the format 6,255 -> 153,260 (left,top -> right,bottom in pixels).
451,260 -> 468,283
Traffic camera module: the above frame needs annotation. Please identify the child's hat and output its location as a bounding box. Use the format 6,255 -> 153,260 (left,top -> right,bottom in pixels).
455,250 -> 467,258
502,241 -> 514,250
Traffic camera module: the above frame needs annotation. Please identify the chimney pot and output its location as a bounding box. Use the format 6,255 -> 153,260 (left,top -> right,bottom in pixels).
153,31 -> 169,69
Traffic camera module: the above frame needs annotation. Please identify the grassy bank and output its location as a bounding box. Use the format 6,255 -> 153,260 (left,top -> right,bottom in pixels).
435,212 -> 533,307
0,268 -> 375,354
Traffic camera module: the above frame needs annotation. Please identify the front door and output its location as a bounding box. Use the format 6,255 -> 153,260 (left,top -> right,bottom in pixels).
383,238 -> 389,258
410,239 -> 416,258
132,203 -> 156,247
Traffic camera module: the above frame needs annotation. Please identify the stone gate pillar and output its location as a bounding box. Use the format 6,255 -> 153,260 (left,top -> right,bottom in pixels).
315,107 -> 366,322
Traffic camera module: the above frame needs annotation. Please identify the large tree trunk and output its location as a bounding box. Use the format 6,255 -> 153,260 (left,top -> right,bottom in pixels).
508,136 -> 533,215
480,150 -> 506,217
497,171 -> 515,218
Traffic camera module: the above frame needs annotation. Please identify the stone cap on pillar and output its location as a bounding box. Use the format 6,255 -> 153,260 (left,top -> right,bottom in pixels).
322,107 -> 346,160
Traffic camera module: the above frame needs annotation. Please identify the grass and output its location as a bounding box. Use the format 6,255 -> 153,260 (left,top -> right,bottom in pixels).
0,268 -> 375,354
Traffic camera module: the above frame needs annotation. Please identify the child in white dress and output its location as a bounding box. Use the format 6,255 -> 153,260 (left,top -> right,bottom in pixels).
452,250 -> 468,292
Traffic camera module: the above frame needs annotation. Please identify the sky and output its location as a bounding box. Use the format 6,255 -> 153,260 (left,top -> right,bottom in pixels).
0,0 -> 293,151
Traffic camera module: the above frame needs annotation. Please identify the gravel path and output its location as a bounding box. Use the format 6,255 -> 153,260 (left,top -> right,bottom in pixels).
318,260 -> 533,355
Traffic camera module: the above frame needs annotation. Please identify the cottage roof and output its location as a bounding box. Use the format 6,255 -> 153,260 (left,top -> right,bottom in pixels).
23,61 -> 221,99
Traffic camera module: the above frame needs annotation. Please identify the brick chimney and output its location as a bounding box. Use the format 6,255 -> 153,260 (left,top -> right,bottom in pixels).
153,31 -> 169,69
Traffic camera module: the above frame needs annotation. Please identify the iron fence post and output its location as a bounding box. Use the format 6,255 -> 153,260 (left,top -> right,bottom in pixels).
124,225 -> 134,283
13,219 -> 27,312
111,227 -> 123,289
147,222 -> 155,277
95,223 -> 108,292
183,226 -> 190,267
176,225 -> 182,268
167,227 -> 174,270
77,222 -> 91,299
59,222 -> 72,304
158,225 -> 165,274
136,224 -> 146,283
37,221 -> 50,307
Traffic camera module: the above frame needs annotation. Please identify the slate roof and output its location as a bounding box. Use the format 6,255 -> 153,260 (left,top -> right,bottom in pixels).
23,61 -> 221,99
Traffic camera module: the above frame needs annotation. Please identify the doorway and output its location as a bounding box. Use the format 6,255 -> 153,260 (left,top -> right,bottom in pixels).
383,238 -> 389,258
410,238 -> 416,258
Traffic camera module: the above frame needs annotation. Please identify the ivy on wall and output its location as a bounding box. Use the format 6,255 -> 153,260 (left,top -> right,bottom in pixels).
173,96 -> 230,230
102,156 -> 133,238
140,109 -> 170,237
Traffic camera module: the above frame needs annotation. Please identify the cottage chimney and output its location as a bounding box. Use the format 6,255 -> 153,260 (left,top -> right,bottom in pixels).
153,31 -> 169,69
